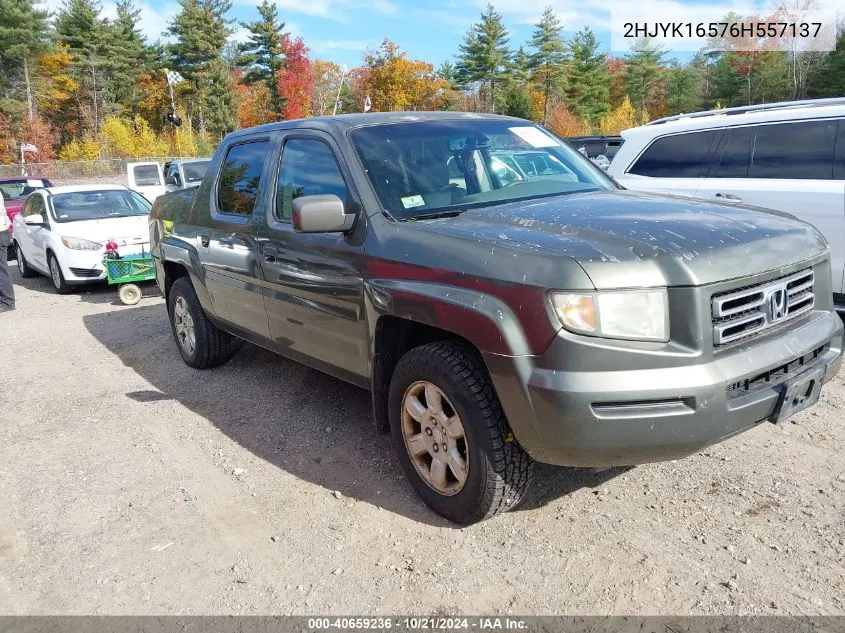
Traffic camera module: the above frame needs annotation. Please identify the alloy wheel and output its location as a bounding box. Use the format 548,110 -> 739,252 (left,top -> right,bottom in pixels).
401,381 -> 469,496
173,296 -> 196,356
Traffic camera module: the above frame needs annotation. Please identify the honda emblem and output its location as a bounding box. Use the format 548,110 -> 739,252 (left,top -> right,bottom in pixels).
766,285 -> 788,322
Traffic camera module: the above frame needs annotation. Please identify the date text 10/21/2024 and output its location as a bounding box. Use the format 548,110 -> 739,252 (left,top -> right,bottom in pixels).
306,618 -> 529,630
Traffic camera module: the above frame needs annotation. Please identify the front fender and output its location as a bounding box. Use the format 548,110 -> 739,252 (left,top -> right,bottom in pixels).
365,278 -> 550,357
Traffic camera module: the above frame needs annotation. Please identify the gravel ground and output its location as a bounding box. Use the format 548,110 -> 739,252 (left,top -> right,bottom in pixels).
1,261 -> 844,616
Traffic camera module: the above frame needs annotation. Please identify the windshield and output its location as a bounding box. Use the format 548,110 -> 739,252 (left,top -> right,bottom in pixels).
132,164 -> 162,186
50,189 -> 152,223
350,120 -> 614,220
0,179 -> 49,201
184,161 -> 210,183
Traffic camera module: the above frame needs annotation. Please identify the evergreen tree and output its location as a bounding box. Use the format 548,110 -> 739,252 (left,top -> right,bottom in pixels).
455,4 -> 511,112
236,0 -> 285,119
528,7 -> 566,125
110,0 -> 149,116
566,28 -> 611,126
623,38 -> 667,117
0,0 -> 49,120
55,0 -> 116,131
437,61 -> 456,85
807,30 -> 845,97
168,0 -> 234,136
500,84 -> 533,120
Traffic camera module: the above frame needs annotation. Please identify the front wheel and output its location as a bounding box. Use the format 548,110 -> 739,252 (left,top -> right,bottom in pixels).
48,253 -> 72,294
388,341 -> 534,524
118,283 -> 142,305
167,277 -> 242,369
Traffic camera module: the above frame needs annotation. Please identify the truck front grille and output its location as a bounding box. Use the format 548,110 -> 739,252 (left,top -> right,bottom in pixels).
712,269 -> 814,346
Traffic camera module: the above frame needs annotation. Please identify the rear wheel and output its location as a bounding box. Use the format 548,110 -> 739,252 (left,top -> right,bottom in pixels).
388,341 -> 533,524
48,252 -> 72,294
167,277 -> 242,369
15,243 -> 36,278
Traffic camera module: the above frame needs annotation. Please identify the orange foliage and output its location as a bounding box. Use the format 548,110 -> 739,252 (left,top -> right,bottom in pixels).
361,39 -> 449,112
277,35 -> 314,120
606,56 -> 628,109
546,103 -> 591,137
137,71 -> 170,133
22,115 -> 57,162
0,115 -> 16,163
235,69 -> 273,128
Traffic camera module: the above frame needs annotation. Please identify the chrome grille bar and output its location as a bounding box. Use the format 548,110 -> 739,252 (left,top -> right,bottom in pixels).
712,269 -> 814,346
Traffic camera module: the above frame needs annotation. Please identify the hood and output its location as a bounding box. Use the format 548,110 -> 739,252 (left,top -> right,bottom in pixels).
416,190 -> 828,288
53,214 -> 150,245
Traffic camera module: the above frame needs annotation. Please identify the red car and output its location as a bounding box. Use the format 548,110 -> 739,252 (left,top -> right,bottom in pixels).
1,176 -> 53,235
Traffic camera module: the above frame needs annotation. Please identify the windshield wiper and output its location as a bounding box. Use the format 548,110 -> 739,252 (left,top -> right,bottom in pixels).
403,209 -> 467,222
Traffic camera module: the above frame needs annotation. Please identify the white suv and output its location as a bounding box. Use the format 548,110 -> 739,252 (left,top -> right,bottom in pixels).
608,98 -> 845,306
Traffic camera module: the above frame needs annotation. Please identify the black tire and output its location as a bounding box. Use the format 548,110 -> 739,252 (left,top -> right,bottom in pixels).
48,252 -> 72,294
388,341 -> 534,524
14,243 -> 36,278
167,277 -> 242,369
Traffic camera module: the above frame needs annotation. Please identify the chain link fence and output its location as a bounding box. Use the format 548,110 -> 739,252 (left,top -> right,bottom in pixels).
0,157 -> 175,186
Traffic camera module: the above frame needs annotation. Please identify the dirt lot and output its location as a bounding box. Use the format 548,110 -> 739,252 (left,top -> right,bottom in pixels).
1,262 -> 844,616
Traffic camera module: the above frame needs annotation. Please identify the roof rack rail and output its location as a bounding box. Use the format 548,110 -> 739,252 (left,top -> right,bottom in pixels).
645,97 -> 845,126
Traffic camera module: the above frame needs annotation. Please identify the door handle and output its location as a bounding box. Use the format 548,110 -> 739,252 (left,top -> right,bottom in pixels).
715,193 -> 743,203
264,246 -> 277,263
200,234 -> 210,248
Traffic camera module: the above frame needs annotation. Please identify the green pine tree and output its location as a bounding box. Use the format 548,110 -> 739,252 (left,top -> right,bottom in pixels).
167,0 -> 234,136
109,0 -> 149,117
528,7 -> 566,125
455,3 -> 511,113
0,0 -> 49,120
623,38 -> 667,117
501,84 -> 533,120
236,0 -> 286,119
566,27 -> 611,126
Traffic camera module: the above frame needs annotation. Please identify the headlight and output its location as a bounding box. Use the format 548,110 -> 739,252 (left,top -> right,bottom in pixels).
61,237 -> 102,251
551,289 -> 669,342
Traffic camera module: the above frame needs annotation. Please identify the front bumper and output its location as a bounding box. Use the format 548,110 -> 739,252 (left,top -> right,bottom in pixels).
485,310 -> 843,467
59,244 -> 148,284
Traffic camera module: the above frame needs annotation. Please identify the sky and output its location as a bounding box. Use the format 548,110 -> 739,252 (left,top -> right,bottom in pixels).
38,0 -> 839,69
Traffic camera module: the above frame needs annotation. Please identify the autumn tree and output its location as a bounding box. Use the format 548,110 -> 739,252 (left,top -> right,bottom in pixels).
237,0 -> 286,119
455,4 -> 511,112
277,35 -> 314,120
598,95 -> 640,135
546,103 -> 590,137
35,45 -> 79,141
311,60 -> 343,116
528,7 -> 566,125
362,39 -> 448,112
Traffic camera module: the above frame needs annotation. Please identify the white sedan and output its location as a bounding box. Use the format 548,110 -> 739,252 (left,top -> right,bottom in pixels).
12,184 -> 152,294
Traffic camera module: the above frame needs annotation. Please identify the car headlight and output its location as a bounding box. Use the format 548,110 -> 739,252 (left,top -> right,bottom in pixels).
551,289 -> 669,342
61,236 -> 103,251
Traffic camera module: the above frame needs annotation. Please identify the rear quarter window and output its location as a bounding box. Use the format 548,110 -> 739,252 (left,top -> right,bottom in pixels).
628,130 -> 720,178
750,120 -> 837,180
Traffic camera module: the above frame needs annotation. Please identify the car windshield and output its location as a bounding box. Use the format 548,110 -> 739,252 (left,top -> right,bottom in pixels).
350,120 -> 614,220
184,161 -> 209,183
50,189 -> 152,223
0,179 -> 48,201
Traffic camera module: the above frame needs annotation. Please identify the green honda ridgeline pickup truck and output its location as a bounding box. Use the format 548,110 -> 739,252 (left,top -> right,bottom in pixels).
150,112 -> 843,524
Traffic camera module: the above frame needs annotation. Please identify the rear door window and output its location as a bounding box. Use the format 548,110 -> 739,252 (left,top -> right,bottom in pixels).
751,120 -> 837,180
217,141 -> 270,216
835,119 -> 845,181
628,130 -> 721,178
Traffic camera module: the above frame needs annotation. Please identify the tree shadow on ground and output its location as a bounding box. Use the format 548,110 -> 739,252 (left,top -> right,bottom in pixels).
83,304 -> 628,527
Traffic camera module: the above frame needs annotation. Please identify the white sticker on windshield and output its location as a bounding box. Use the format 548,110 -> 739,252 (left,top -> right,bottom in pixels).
509,126 -> 558,148
27,179 -> 44,187
401,194 -> 425,209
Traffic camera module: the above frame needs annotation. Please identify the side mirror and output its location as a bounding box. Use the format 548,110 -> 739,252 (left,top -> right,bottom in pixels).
292,195 -> 354,233
165,175 -> 179,186
24,213 -> 46,227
